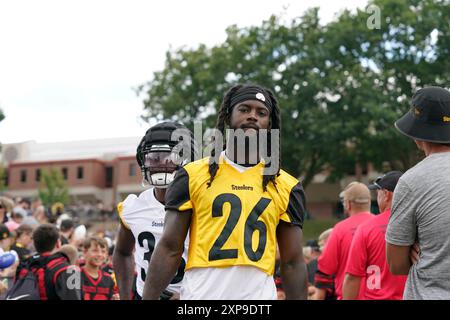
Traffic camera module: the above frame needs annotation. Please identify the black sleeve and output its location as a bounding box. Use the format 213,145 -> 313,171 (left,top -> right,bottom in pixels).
165,167 -> 192,212
286,182 -> 307,228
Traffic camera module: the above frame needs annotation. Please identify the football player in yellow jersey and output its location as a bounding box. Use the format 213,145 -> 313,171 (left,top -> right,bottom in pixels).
143,84 -> 308,300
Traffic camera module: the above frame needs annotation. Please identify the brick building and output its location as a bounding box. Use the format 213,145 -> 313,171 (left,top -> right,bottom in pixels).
0,137 -> 145,207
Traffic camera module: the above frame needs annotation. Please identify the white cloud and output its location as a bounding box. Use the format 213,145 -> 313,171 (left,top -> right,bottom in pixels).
0,0 -> 367,143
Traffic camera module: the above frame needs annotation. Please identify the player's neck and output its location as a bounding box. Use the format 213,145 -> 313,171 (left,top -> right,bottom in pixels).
153,188 -> 166,205
225,146 -> 261,167
84,263 -> 100,278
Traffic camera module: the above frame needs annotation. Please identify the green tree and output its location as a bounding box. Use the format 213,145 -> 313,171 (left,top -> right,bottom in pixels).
140,0 -> 449,186
38,168 -> 70,207
0,164 -> 6,192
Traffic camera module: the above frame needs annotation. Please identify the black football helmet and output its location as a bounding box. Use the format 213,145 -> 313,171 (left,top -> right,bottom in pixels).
136,122 -> 195,188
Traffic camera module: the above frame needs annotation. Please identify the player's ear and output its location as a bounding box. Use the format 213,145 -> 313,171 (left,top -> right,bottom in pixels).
55,238 -> 62,249
386,190 -> 394,202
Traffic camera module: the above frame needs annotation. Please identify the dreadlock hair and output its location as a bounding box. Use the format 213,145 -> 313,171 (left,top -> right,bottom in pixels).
207,83 -> 282,192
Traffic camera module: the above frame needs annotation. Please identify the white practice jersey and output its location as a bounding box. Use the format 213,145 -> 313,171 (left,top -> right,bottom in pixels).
119,188 -> 189,297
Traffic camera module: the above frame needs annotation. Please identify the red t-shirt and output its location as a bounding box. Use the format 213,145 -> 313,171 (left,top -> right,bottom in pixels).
345,209 -> 407,300
317,212 -> 373,300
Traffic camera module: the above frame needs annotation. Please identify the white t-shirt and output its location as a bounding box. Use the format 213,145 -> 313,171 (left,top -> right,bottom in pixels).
181,266 -> 277,300
120,188 -> 189,296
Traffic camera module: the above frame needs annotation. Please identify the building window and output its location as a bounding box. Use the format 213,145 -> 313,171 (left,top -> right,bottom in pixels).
129,164 -> 136,177
20,170 -> 27,183
36,169 -> 41,182
62,167 -> 68,180
77,167 -> 84,180
105,167 -> 113,188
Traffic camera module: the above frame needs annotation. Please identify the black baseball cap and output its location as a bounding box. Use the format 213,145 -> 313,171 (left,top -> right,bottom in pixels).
368,171 -> 403,192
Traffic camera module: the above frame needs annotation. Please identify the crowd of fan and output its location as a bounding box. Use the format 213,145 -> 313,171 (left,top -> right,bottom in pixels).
2,192 -> 332,300
0,195 -> 120,300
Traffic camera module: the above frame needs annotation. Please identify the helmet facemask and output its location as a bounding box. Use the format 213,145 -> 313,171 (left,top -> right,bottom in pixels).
139,144 -> 186,189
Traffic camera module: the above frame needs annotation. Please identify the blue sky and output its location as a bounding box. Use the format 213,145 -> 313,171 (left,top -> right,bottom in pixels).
0,0 -> 367,143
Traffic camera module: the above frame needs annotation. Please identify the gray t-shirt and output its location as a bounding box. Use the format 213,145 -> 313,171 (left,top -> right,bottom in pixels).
386,152 -> 450,300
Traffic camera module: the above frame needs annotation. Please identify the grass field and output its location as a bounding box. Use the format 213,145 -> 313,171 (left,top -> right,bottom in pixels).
302,218 -> 339,244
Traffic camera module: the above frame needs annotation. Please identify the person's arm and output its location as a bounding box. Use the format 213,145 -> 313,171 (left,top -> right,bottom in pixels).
386,243 -> 411,275
311,287 -> 326,300
342,273 -> 362,300
276,221 -> 307,300
142,209 -> 191,300
112,222 -> 136,300
386,179 -> 417,276
312,270 -> 334,300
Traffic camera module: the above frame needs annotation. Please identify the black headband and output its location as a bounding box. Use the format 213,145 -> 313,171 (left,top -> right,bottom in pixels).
229,86 -> 272,113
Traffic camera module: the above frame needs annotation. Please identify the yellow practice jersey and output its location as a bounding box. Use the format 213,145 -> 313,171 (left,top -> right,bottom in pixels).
165,155 -> 306,276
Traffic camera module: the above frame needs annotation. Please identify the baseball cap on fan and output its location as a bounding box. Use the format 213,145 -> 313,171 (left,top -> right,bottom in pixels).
339,182 -> 371,204
368,171 -> 403,192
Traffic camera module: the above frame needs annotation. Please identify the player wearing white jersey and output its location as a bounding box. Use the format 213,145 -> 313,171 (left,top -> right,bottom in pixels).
113,122 -> 194,300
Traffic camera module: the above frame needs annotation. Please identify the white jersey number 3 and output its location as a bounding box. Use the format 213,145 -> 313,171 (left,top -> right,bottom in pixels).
138,231 -> 186,284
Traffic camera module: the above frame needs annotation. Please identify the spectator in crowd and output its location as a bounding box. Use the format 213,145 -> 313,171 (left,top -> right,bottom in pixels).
15,198 -> 31,216
0,224 -> 15,257
5,210 -> 25,232
0,224 -> 19,294
313,182 -> 373,300
59,219 -> 75,245
10,224 -> 34,262
21,217 -> 39,229
17,224 -> 81,300
33,205 -> 49,225
343,171 -> 407,300
31,198 -> 42,214
0,196 -> 14,224
386,86 -> 450,299
72,224 -> 87,250
318,228 -> 333,252
81,236 -> 117,300
305,243 -> 322,284
307,228 -> 332,299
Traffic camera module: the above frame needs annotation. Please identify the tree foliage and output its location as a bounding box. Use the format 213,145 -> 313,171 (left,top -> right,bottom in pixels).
38,169 -> 70,207
0,164 -> 6,192
140,0 -> 450,187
